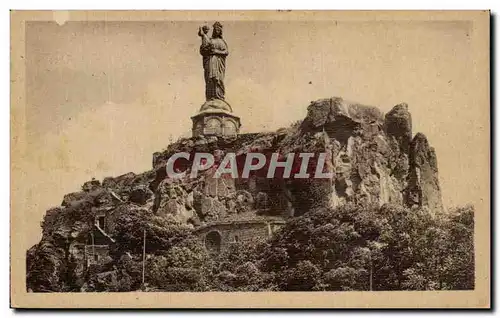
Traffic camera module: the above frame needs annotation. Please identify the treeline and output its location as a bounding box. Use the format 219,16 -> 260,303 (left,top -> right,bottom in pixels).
73,203 -> 474,292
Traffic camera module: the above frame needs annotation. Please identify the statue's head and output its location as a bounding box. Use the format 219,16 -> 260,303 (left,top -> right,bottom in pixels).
212,21 -> 223,38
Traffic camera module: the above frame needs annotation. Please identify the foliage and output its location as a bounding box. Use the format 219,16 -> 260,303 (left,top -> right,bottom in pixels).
27,202 -> 475,292
111,207 -> 193,256
26,241 -> 67,292
253,203 -> 475,291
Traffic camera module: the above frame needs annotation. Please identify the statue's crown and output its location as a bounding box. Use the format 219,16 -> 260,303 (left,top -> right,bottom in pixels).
213,21 -> 223,29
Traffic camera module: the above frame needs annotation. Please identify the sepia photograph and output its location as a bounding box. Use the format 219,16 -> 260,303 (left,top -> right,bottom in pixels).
10,10 -> 490,308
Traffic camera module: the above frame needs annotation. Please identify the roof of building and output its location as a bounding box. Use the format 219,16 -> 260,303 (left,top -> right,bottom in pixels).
194,212 -> 286,232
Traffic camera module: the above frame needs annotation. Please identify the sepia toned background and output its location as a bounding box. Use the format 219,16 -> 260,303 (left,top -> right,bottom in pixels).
11,10 -> 490,308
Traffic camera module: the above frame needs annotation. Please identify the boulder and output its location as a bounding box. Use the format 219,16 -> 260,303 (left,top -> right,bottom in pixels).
61,191 -> 87,207
196,195 -> 226,221
302,97 -> 384,130
82,179 -> 101,192
301,97 -> 384,144
128,185 -> 153,205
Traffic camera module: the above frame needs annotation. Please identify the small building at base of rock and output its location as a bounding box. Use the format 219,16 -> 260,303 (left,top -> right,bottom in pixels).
194,217 -> 286,254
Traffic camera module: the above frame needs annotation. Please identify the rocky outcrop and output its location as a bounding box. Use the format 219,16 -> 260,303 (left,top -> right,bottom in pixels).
26,96 -> 444,291
128,185 -> 153,206
405,133 -> 443,213
301,97 -> 384,144
146,96 -> 442,220
385,102 -> 412,153
302,97 -> 384,129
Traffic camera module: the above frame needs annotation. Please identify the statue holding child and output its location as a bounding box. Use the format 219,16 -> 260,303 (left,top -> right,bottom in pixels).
198,22 -> 229,101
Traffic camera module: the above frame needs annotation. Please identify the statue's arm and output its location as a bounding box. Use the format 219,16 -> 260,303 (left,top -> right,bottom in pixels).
211,43 -> 229,56
212,49 -> 228,56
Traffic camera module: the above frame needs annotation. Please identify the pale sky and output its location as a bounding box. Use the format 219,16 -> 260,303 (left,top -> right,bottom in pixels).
23,19 -> 486,246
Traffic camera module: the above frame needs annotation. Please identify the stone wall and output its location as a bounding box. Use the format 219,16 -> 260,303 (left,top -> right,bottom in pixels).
194,219 -> 285,253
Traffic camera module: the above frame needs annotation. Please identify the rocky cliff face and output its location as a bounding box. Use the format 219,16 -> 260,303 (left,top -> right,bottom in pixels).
26,96 -> 443,291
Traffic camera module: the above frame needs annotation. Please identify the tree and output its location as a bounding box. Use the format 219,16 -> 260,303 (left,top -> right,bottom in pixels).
111,206 -> 193,256
253,203 -> 475,291
441,205 -> 474,289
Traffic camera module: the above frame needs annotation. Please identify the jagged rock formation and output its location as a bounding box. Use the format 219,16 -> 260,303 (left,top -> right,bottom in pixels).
405,132 -> 443,213
26,96 -> 443,292
385,102 -> 412,152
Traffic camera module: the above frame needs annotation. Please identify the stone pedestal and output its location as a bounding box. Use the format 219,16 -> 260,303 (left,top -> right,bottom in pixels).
191,99 -> 241,137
